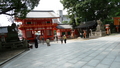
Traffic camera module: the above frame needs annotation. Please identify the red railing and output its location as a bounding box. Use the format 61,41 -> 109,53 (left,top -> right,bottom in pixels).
19,23 -> 57,28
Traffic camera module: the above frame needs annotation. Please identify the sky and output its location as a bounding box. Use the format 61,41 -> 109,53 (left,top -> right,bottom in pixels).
34,0 -> 65,13
0,0 -> 67,26
34,0 -> 67,14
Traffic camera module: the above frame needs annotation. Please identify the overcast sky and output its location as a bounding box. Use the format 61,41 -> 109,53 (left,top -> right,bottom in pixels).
34,0 -> 67,14
35,0 -> 63,10
0,0 -> 67,26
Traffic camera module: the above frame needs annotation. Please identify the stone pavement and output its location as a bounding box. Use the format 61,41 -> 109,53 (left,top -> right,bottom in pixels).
0,48 -> 28,66
0,34 -> 120,68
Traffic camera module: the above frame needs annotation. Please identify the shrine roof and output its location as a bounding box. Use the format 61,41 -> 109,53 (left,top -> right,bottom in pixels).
26,10 -> 59,18
76,21 -> 97,28
57,24 -> 72,29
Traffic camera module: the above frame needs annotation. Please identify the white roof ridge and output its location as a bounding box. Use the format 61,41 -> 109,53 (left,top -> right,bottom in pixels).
26,10 -> 59,18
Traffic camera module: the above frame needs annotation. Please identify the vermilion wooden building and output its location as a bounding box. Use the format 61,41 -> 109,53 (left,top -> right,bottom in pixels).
56,24 -> 79,38
113,17 -> 120,32
15,10 -> 59,40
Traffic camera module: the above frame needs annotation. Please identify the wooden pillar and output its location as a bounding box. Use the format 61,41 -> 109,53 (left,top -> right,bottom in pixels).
52,28 -> 55,40
44,28 -> 47,40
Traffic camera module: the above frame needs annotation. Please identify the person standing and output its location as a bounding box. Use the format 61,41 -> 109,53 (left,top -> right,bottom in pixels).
39,36 -> 41,43
36,35 -> 40,43
56,35 -> 58,43
83,30 -> 87,38
34,37 -> 38,48
60,36 -> 63,44
63,35 -> 67,44
80,33 -> 83,38
46,38 -> 50,46
41,36 -> 44,44
86,28 -> 90,38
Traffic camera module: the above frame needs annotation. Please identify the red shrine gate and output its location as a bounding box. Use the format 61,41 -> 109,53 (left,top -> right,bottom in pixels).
15,10 -> 59,40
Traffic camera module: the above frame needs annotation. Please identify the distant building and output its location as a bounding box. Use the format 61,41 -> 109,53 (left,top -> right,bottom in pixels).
63,15 -> 70,22
57,10 -> 70,23
56,24 -> 72,38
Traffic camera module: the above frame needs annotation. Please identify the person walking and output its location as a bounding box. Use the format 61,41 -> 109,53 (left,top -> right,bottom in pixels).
34,37 -> 38,48
63,35 -> 67,44
46,38 -> 50,46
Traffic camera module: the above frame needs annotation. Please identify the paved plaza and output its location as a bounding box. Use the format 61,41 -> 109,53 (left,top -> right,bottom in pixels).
1,34 -> 120,68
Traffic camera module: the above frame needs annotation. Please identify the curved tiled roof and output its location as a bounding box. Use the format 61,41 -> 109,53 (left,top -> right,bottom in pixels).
26,10 -> 59,18
57,24 -> 72,29
76,21 -> 97,28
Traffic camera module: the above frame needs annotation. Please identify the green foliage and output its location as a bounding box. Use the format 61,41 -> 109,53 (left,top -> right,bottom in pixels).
69,18 -> 76,29
0,0 -> 40,18
60,0 -> 120,26
62,21 -> 68,24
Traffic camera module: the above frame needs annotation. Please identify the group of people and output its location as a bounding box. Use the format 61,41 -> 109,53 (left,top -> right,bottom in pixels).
31,35 -> 67,49
79,29 -> 90,38
60,35 -> 67,44
54,35 -> 67,44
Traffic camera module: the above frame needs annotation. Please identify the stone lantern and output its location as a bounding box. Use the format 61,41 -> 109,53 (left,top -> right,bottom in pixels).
105,24 -> 110,35
116,25 -> 119,32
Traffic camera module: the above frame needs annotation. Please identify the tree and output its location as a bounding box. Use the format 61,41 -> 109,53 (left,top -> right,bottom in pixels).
0,0 -> 40,18
62,21 -> 68,24
60,0 -> 120,26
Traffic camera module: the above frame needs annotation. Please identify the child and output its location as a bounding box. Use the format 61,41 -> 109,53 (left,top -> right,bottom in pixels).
46,38 -> 50,46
